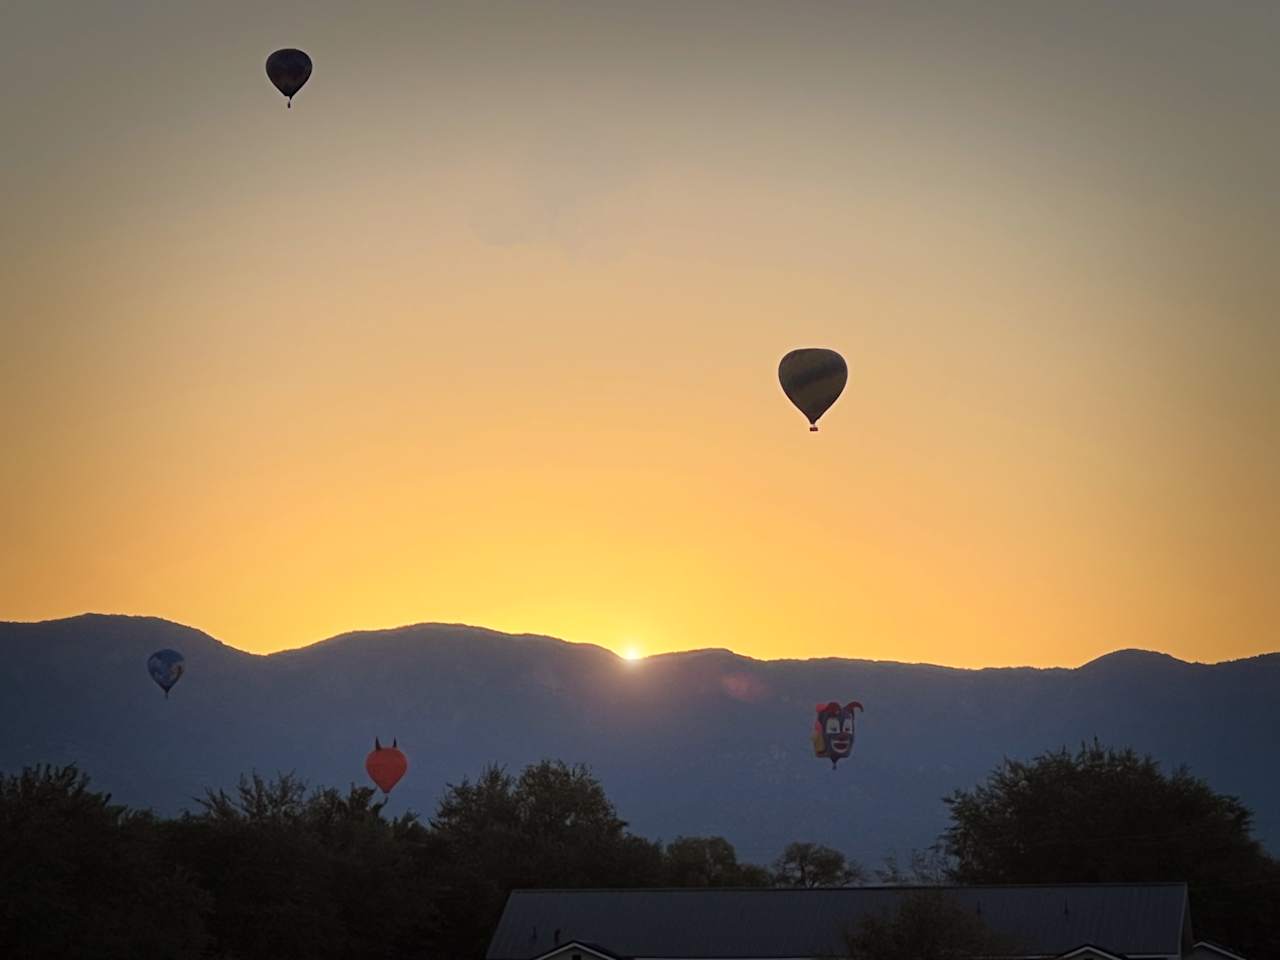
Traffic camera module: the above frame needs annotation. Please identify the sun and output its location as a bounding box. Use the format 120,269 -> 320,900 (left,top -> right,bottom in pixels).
621,646 -> 643,662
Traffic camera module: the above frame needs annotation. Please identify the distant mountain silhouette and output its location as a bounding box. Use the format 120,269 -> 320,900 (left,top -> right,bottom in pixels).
2,614 -> 1276,865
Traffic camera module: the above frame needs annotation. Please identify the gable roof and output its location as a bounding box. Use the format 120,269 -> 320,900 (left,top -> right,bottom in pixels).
531,943 -> 625,960
487,884 -> 1190,960
1055,947 -> 1130,960
1191,942 -> 1247,960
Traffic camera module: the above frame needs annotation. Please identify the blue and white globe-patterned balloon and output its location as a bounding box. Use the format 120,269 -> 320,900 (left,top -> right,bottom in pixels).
147,649 -> 185,698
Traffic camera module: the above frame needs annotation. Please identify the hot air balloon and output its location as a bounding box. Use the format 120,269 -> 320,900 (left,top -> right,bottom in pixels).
779,348 -> 847,431
147,649 -> 185,698
811,701 -> 863,768
365,738 -> 408,794
266,48 -> 312,107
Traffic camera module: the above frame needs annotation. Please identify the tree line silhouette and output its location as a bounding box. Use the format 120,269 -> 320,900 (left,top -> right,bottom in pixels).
1,743 -> 1277,958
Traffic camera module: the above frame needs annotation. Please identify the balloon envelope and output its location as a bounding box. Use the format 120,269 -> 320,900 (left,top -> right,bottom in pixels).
811,700 -> 863,767
266,48 -> 312,104
779,348 -> 847,430
365,741 -> 408,794
147,649 -> 185,697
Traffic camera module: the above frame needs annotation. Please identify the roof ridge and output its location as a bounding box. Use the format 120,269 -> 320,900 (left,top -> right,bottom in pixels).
509,881 -> 1190,894
490,884 -> 1188,960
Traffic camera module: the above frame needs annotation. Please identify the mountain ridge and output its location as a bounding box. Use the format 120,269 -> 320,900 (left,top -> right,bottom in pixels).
2,614 -> 1276,865
7,611 -> 1270,671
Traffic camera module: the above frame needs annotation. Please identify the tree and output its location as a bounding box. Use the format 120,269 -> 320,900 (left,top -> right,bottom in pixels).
845,890 -> 1009,960
195,769 -> 312,824
170,772 -> 438,960
664,836 -> 770,887
431,760 -> 662,889
0,765 -> 210,959
943,740 -> 1280,957
429,761 -> 664,958
773,841 -> 865,887
875,845 -> 951,885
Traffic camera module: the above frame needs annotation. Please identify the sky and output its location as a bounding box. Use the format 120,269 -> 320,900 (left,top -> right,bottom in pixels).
2,1 -> 1277,667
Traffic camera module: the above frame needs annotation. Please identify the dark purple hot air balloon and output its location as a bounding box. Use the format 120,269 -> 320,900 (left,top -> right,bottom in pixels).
266,48 -> 312,108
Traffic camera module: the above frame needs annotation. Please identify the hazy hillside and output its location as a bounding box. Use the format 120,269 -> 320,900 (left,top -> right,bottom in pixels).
2,614 -> 1276,865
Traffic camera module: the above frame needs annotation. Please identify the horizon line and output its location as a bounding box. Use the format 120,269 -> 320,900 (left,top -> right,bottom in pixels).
4,611 -> 1276,672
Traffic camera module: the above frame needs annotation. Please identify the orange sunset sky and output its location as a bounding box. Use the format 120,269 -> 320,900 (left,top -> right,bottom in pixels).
2,2 -> 1277,667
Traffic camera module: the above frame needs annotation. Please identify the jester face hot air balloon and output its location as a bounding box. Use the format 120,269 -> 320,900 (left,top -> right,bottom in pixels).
365,738 -> 408,794
266,48 -> 312,107
779,348 -> 848,431
811,701 -> 863,768
147,649 -> 185,698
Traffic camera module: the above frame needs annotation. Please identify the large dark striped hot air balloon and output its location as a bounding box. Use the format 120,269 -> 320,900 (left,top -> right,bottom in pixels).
265,48 -> 312,108
778,348 -> 847,431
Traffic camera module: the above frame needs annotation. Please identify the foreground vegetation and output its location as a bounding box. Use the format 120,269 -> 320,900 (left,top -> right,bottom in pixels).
1,743 -> 1276,958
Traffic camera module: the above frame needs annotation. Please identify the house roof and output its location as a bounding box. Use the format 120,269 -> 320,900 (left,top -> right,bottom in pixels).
1054,946 -> 1131,960
486,884 -> 1190,960
1192,942 -> 1247,960
532,942 -> 625,960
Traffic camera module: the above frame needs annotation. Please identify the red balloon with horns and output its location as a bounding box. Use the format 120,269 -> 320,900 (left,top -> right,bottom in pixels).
365,738 -> 408,794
